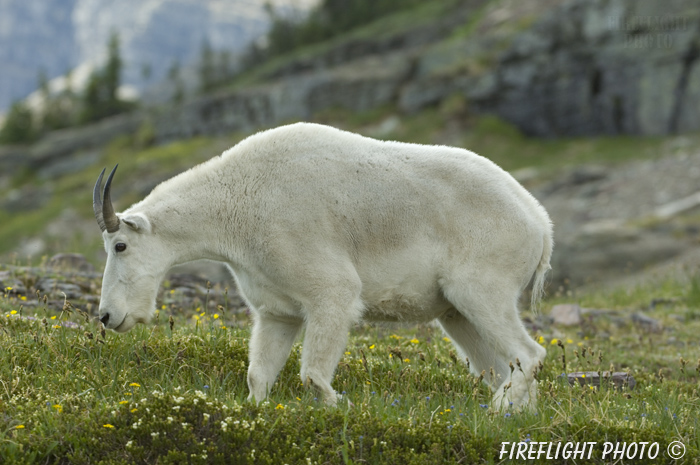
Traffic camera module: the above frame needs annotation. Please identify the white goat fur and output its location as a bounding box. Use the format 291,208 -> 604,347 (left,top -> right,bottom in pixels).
98,122 -> 552,409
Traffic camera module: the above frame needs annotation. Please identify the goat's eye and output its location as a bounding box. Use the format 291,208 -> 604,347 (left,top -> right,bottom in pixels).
115,243 -> 127,253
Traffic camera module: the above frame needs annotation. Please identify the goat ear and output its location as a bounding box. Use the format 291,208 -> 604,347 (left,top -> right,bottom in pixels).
121,213 -> 151,233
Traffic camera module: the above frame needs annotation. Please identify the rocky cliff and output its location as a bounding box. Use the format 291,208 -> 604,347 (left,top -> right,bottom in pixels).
4,0 -> 699,139
475,0 -> 700,136
133,0 -> 700,139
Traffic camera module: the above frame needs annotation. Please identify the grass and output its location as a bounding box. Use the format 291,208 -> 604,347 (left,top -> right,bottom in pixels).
317,106 -> 673,174
1,270 -> 699,464
229,0 -> 462,89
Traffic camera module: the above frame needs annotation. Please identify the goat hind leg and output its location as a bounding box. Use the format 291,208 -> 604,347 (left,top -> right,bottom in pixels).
441,281 -> 545,410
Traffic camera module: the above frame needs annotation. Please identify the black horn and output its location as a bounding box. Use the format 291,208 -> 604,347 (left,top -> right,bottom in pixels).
93,165 -> 120,233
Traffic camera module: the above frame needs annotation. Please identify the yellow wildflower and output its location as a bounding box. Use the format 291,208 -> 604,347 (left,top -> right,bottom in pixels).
369,344 -> 375,349
213,313 -> 219,319
15,425 -> 25,429
119,400 -> 129,405
443,337 -> 451,342
103,424 -> 115,428
52,404 -> 63,413
410,338 -> 419,344
403,358 -> 410,363
129,382 -> 141,388
275,404 -> 284,410
550,338 -> 559,345
10,310 -> 17,315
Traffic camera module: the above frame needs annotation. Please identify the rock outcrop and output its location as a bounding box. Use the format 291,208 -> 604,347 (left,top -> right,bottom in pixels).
5,0 -> 700,171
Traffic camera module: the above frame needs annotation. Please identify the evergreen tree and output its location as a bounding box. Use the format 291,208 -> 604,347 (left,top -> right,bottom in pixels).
80,31 -> 129,123
168,60 -> 185,105
258,0 -> 423,61
198,39 -> 217,93
103,33 -> 122,105
0,101 -> 36,144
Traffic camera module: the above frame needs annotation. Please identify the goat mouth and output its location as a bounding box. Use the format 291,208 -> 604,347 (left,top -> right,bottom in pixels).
112,315 -> 129,333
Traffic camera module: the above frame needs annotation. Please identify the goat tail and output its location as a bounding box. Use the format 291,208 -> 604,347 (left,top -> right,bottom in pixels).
530,230 -> 553,314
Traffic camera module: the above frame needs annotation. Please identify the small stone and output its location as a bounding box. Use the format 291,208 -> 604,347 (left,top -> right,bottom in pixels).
567,372 -> 636,390
47,254 -> 95,273
631,312 -> 662,332
0,273 -> 27,296
550,304 -> 582,326
36,278 -> 84,300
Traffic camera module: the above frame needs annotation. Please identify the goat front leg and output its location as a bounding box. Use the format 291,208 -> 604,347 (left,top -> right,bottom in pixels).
247,314 -> 303,403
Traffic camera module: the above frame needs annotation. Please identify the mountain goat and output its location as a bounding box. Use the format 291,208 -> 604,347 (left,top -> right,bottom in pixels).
94,122 -> 552,409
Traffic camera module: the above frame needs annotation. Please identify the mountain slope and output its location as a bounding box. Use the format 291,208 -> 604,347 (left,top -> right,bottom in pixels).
0,0 -> 315,112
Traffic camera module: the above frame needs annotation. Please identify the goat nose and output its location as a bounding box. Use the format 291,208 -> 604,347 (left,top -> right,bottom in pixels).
100,313 -> 110,326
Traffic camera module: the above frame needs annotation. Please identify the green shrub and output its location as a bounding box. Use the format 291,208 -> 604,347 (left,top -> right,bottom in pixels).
0,101 -> 37,145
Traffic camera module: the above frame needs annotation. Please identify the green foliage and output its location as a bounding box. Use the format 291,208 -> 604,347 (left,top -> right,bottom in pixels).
80,32 -> 133,124
687,271 -> 700,308
1,32 -> 135,146
197,41 -> 235,94
198,40 -> 218,93
167,60 -> 185,105
0,101 -> 37,145
0,272 -> 699,464
133,119 -> 156,149
243,0 -> 424,67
